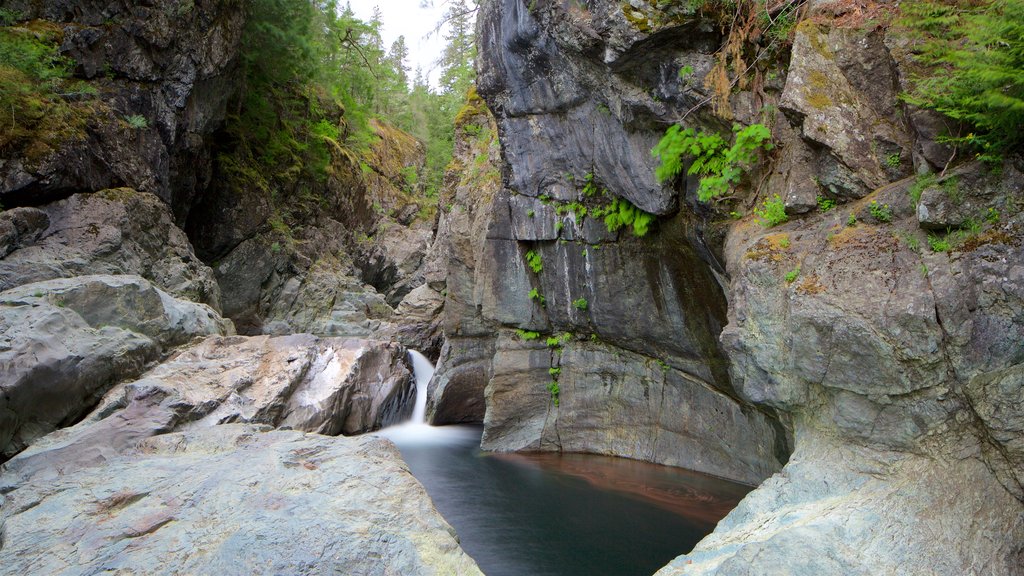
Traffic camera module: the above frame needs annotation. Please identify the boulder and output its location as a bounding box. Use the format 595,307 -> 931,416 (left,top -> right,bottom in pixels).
780,21 -> 911,197
0,275 -> 231,458
0,190 -> 222,309
0,425 -> 483,576
82,335 -> 416,439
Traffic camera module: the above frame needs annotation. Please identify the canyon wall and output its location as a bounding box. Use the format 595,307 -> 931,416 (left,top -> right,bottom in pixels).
432,0 -> 1024,573
428,0 -> 788,486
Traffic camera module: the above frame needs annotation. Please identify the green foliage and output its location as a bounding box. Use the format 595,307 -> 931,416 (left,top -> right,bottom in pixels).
678,64 -> 694,78
847,213 -> 858,227
547,381 -> 560,406
903,231 -> 922,253
817,196 -> 836,212
516,329 -> 541,341
886,153 -> 902,168
124,114 -> 149,130
0,8 -> 22,26
869,200 -> 893,222
528,287 -> 546,306
900,0 -> 1024,161
754,194 -> 788,227
652,123 -> 773,202
928,233 -> 951,252
909,173 -> 936,205
986,206 -> 1001,223
525,249 -> 543,274
546,336 -> 562,348
595,197 -> 656,236
549,367 -> 562,377
572,297 -> 588,311
784,267 -> 801,283
778,236 -> 791,249
0,21 -> 94,158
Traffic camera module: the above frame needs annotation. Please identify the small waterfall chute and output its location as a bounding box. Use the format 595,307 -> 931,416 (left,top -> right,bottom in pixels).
374,350 -> 478,445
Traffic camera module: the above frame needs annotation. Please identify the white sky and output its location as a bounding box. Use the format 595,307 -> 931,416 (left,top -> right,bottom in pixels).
344,0 -> 453,88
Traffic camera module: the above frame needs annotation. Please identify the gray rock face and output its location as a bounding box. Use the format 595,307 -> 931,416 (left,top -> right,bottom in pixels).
0,1 -> 245,219
422,0 -> 787,486
84,335 -> 415,439
0,274 -> 231,458
0,425 -> 483,576
0,190 -> 221,309
482,333 -> 784,485
477,0 -> 693,215
660,166 -> 1024,574
780,21 -> 911,198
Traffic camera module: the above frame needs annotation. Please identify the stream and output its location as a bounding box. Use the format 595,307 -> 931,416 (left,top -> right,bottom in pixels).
376,352 -> 752,576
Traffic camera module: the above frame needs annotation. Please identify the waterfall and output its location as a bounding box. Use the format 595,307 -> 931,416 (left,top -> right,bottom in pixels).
375,350 -> 478,445
408,350 -> 434,424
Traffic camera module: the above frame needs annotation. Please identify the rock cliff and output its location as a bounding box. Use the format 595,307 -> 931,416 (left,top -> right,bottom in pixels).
431,0 -> 1023,573
428,0 -> 787,486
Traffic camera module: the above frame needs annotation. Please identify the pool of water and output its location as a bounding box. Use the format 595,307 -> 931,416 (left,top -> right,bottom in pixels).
377,423 -> 751,576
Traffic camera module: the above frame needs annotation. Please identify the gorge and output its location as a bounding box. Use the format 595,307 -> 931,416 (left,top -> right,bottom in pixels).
0,0 -> 1022,575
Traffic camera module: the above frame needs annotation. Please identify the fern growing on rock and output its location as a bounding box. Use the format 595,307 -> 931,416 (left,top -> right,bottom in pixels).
652,123 -> 773,202
900,0 -> 1024,161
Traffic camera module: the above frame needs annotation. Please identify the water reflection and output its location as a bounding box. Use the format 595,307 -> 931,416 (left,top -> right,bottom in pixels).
379,425 -> 750,576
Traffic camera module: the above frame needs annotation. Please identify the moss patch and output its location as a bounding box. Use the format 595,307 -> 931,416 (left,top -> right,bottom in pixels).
0,21 -> 100,164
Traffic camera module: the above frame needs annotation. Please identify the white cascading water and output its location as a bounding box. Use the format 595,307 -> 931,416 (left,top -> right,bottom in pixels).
374,350 -> 478,445
408,349 -> 433,423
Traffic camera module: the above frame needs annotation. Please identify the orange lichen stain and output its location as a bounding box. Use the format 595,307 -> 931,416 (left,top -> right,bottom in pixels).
796,274 -> 826,295
746,233 -> 792,262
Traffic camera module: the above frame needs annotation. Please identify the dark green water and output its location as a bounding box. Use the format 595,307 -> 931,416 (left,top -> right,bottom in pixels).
379,424 -> 751,576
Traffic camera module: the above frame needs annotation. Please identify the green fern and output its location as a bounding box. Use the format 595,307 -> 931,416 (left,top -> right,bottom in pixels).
652,123 -> 773,202
901,0 -> 1024,160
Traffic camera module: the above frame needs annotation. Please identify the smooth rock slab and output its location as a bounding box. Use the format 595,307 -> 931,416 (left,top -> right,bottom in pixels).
0,425 -> 483,576
655,434 -> 1024,576
0,275 -> 231,458
88,334 -> 416,438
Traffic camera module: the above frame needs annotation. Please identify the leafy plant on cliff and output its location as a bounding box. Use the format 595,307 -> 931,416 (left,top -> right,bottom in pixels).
754,194 -> 788,227
593,197 -> 656,237
900,0 -> 1024,161
524,250 -> 543,274
652,123 -> 773,202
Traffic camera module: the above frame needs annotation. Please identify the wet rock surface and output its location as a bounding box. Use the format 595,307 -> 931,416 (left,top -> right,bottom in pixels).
0,425 -> 483,576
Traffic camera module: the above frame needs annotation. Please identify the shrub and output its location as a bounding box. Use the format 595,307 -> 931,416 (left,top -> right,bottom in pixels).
754,194 -> 788,227
572,297 -> 588,310
528,288 -> 546,306
928,233 -> 951,252
547,381 -> 560,406
596,197 -> 656,237
784,267 -> 800,283
817,196 -> 836,212
900,0 -> 1024,162
652,123 -> 774,202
